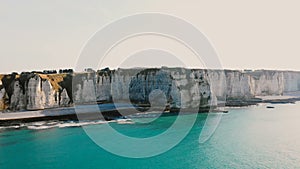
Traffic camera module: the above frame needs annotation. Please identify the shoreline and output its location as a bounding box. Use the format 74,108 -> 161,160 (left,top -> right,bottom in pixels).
2,68 -> 300,127
1,95 -> 300,126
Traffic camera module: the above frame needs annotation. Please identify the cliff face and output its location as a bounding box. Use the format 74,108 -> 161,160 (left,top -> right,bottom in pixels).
0,73 -> 71,111
72,68 -> 212,110
1,68 -> 300,112
206,70 -> 300,100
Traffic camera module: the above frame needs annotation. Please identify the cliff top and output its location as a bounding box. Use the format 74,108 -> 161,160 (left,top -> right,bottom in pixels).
1,67 -> 300,76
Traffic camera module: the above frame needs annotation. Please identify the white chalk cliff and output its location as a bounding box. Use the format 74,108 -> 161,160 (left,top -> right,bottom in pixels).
0,68 -> 300,112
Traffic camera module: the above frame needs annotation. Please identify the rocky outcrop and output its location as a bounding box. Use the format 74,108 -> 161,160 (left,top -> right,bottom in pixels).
0,73 -> 72,111
1,68 -> 300,112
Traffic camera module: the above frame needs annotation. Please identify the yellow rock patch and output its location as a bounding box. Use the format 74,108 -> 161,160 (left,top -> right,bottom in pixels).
38,74 -> 67,92
0,74 -> 4,81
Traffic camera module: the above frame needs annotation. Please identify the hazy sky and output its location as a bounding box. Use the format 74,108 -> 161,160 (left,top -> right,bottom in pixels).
1,0 -> 300,73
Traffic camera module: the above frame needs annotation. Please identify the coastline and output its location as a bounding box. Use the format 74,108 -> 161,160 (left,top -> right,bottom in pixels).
0,103 -> 136,126
2,68 -> 300,127
1,95 -> 299,126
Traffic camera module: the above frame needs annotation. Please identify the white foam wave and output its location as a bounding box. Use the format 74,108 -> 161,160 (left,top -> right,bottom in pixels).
126,111 -> 162,119
116,119 -> 134,124
27,125 -> 57,130
1,118 -> 136,131
57,121 -> 107,128
0,125 -> 24,130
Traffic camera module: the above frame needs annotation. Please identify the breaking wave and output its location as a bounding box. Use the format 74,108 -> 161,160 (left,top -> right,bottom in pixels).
0,119 -> 135,131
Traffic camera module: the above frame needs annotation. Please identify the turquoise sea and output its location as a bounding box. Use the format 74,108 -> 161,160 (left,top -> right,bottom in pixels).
1,103 -> 300,169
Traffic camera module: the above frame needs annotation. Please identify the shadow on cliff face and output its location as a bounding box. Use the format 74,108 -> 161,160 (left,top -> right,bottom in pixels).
128,69 -> 174,112
1,74 -> 16,106
1,73 -> 35,110
125,68 -> 212,113
58,74 -> 73,105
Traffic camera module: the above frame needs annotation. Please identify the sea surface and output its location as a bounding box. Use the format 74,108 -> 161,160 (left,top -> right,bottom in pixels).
1,103 -> 300,169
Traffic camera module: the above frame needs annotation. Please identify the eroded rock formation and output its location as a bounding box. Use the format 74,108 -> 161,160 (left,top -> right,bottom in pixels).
0,68 -> 300,112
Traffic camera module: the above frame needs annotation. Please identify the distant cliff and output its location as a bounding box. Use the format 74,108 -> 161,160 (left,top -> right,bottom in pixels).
1,68 -> 300,112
